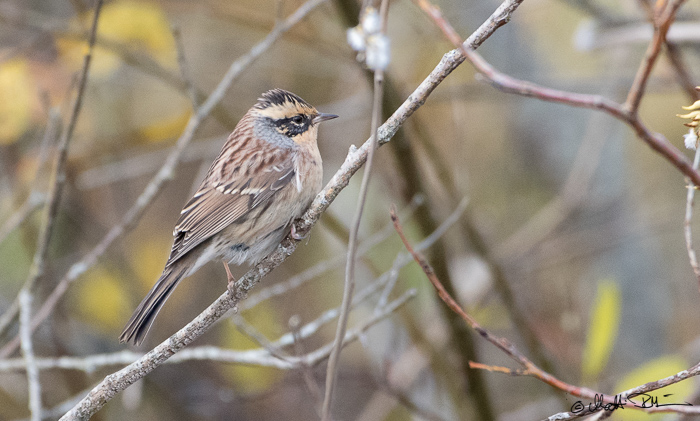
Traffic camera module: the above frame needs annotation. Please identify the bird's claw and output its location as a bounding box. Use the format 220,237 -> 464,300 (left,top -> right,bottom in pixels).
223,261 -> 236,295
291,224 -> 307,240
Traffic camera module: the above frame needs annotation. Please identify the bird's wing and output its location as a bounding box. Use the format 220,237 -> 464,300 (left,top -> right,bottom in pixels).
165,153 -> 296,266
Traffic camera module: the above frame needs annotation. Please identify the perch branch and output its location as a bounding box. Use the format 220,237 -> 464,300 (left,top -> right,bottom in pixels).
57,0 -> 524,416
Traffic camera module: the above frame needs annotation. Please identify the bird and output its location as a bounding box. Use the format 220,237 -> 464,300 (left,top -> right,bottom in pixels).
120,89 -> 338,345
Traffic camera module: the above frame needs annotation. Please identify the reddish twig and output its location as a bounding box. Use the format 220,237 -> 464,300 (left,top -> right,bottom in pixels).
634,0 -> 699,102
413,0 -> 700,187
468,362 -> 526,376
391,207 -> 599,395
391,207 -> 700,416
624,0 -> 687,114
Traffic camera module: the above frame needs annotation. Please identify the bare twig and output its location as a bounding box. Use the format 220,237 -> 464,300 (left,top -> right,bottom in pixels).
171,24 -> 199,109
20,0 -> 102,295
0,110 -> 60,338
415,0 -> 700,188
377,197 -> 468,310
0,0 -> 330,359
289,315 -> 324,417
635,0 -> 700,102
684,144 -> 700,285
0,192 -> 44,247
231,314 -> 289,362
0,0 -> 102,346
322,0 -> 389,417
624,0 -> 687,114
19,289 -> 41,421
2,291 -> 414,375
571,0 -> 698,102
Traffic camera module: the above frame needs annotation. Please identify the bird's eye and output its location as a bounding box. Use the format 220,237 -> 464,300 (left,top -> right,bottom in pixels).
292,115 -> 304,125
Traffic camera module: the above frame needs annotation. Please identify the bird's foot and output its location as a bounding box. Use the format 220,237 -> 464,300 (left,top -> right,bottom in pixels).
223,261 -> 236,295
290,223 -> 307,240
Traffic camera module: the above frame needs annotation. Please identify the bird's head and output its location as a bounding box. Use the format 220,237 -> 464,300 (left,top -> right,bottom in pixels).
253,89 -> 337,145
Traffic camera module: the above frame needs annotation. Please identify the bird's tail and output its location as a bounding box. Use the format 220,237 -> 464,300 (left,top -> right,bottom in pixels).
119,261 -> 191,345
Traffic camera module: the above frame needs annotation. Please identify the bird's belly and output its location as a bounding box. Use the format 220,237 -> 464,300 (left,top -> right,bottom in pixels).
217,191 -> 312,265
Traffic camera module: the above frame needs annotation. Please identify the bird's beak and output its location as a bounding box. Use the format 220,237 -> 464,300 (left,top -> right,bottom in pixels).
313,113 -> 339,125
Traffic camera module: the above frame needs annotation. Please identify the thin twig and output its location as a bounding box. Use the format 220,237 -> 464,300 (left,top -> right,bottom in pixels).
414,0 -> 700,188
322,0 -> 389,416
171,24 -> 199,109
684,145 -> 700,285
19,289 -> 41,421
376,197 -> 468,311
624,0 -> 687,114
0,0 -> 330,359
0,0 -> 102,345
20,0 -> 102,295
231,314 -> 289,361
633,0 -> 700,102
0,192 -> 45,247
0,110 -> 60,338
289,315 -> 324,417
2,291 -> 414,374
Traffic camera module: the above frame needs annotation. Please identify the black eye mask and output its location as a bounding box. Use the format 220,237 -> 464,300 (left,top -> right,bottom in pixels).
276,115 -> 311,137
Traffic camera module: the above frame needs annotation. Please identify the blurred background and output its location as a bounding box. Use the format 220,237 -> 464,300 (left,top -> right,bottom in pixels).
1,0 -> 700,420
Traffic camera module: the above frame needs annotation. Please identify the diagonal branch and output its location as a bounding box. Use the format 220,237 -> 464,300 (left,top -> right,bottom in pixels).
57,0 -> 525,417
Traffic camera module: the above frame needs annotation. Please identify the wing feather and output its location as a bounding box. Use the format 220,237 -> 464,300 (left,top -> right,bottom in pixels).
165,152 -> 295,266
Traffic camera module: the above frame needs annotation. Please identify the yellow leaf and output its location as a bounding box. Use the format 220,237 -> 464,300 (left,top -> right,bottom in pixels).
99,1 -> 175,56
139,110 -> 191,142
59,1 -> 175,78
219,303 -> 283,393
0,59 -> 33,144
614,356 -> 692,421
76,267 -> 130,332
581,279 -> 621,382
